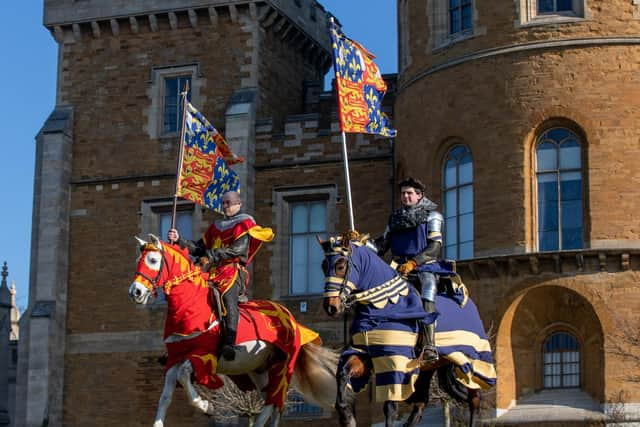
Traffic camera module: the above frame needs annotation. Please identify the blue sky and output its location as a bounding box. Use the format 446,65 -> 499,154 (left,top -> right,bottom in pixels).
0,1 -> 396,312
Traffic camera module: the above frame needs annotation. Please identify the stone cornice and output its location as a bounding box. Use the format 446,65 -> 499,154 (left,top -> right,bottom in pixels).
254,153 -> 392,170
399,36 -> 640,93
457,249 -> 640,281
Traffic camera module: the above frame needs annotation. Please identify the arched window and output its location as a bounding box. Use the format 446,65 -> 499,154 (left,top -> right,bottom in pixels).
443,145 -> 473,259
535,127 -> 584,251
543,332 -> 580,388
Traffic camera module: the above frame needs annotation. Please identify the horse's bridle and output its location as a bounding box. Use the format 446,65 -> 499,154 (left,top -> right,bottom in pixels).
135,244 -> 167,295
323,244 -> 355,309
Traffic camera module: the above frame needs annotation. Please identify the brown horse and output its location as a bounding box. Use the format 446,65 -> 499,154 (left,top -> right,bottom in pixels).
320,235 -> 495,427
129,235 -> 339,427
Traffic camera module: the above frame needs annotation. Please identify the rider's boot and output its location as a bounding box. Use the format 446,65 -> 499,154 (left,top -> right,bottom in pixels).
221,284 -> 242,361
221,327 -> 240,361
420,322 -> 439,365
221,310 -> 242,361
419,300 -> 439,365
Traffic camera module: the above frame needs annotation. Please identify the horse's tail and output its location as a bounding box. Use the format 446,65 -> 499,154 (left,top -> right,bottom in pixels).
437,364 -> 469,403
292,341 -> 339,409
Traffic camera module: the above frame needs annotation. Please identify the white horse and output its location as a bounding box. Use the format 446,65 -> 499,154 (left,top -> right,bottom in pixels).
129,235 -> 338,427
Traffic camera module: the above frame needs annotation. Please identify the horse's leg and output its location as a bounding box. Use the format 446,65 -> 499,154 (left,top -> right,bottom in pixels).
403,369 -> 435,427
175,360 -> 215,415
153,364 -> 179,427
253,404 -> 275,427
383,400 -> 399,427
335,355 -> 359,427
246,369 -> 280,427
268,408 -> 281,427
467,388 -> 480,427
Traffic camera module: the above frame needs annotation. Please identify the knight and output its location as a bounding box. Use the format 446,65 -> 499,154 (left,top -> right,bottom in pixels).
168,191 -> 274,361
374,177 -> 458,365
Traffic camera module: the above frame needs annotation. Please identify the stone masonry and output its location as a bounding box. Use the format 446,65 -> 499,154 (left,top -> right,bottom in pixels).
396,0 -> 640,423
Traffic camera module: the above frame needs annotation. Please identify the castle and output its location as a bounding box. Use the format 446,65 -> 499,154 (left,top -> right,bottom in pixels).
10,0 -> 640,425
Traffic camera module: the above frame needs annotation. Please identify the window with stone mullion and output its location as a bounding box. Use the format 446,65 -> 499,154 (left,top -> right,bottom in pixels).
449,0 -> 473,35
289,200 -> 327,295
536,127 -> 583,251
543,332 -> 580,388
537,0 -> 574,14
443,145 -> 474,260
162,75 -> 191,135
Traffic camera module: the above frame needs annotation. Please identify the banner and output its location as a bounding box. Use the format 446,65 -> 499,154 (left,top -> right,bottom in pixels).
177,103 -> 241,213
329,22 -> 397,138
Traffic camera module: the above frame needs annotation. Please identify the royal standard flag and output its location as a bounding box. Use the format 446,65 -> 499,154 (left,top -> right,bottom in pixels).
329,21 -> 397,138
177,103 -> 242,213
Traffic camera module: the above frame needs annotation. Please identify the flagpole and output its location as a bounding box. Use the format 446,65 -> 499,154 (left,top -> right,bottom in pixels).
171,81 -> 190,230
330,17 -> 356,231
340,131 -> 355,231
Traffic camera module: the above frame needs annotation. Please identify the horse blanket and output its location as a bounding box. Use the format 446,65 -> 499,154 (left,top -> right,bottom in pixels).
434,295 -> 497,389
165,299 -> 318,408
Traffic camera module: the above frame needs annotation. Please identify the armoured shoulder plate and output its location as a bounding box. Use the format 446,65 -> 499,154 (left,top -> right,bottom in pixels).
427,211 -> 444,234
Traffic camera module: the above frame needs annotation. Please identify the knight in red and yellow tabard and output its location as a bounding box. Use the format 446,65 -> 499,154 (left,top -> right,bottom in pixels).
168,191 -> 274,361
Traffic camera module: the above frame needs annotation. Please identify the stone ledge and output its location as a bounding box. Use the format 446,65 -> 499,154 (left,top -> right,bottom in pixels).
458,249 -> 640,280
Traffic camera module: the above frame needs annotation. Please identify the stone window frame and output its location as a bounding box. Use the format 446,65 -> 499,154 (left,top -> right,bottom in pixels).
139,197 -> 205,304
427,0 -> 484,51
147,64 -> 203,140
140,197 -> 203,241
441,144 -> 474,260
517,0 -> 587,27
270,185 -> 337,300
535,323 -> 583,390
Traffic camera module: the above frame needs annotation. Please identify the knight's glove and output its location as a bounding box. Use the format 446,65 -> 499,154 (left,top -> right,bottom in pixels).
200,249 -> 221,272
206,248 -> 222,264
397,260 -> 417,276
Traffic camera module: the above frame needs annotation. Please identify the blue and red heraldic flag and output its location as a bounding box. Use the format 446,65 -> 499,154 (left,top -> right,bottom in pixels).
329,21 -> 397,138
177,103 -> 243,213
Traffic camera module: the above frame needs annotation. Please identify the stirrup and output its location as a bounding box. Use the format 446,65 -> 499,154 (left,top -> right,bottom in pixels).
419,345 -> 439,365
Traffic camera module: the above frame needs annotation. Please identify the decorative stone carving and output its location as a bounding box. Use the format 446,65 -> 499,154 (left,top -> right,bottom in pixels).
109,19 -> 119,37
188,9 -> 198,28
129,16 -> 139,34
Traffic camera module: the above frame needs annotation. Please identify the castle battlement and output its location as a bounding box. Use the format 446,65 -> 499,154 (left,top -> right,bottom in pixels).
44,0 -> 332,68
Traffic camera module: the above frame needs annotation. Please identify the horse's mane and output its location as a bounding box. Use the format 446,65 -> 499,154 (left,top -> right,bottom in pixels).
143,241 -> 198,275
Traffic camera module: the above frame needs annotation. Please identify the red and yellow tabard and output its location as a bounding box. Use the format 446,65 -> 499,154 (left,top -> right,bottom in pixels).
202,213 -> 274,294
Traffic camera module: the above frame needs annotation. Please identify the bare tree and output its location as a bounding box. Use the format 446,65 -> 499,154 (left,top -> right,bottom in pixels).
195,376 -> 264,426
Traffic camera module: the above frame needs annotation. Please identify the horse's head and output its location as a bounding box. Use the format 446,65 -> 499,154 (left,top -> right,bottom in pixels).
129,234 -> 168,304
320,231 -> 375,317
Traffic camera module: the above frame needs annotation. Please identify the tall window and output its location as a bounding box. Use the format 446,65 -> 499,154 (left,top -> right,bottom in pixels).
162,75 -> 191,135
536,128 -> 583,251
141,199 -> 196,243
543,332 -> 580,388
449,0 -> 473,35
284,390 -> 325,419
443,145 -> 474,260
159,210 -> 193,242
538,0 -> 573,14
289,201 -> 327,295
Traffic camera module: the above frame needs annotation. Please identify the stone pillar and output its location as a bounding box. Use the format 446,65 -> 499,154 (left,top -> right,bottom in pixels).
225,88 -> 257,213
14,107 -> 73,427
0,263 -> 10,426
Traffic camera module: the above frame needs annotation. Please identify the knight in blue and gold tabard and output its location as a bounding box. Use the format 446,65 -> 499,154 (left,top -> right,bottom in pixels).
375,177 -> 459,364
168,191 -> 274,361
